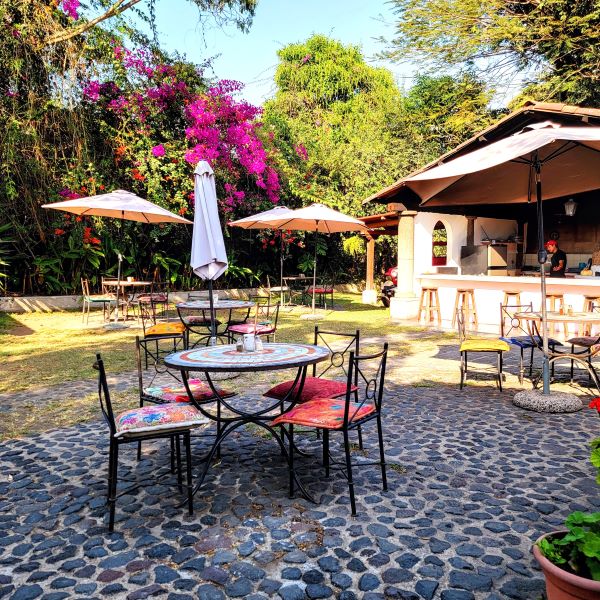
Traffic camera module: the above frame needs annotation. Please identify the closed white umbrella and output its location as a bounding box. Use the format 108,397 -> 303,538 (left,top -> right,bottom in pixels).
43,189 -> 192,325
229,206 -> 296,304
190,161 -> 229,344
256,203 -> 367,315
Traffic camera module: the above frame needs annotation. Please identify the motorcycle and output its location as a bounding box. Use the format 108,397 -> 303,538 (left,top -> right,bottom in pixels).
380,267 -> 397,308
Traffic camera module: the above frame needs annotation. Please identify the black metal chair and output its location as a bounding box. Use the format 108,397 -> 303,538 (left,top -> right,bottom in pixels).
272,343 -> 389,516
226,298 -> 280,343
457,309 -> 509,391
94,353 -> 209,531
81,278 -> 112,323
499,303 -> 563,383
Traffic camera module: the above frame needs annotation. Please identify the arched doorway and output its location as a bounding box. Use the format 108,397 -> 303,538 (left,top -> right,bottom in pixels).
432,221 -> 447,266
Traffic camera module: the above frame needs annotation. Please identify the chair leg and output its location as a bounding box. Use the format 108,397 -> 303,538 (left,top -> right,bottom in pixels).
529,346 -> 535,377
170,437 -> 176,473
108,440 -> 119,532
343,428 -> 356,516
497,352 -> 503,391
323,429 -> 330,478
376,415 -> 388,491
137,441 -> 142,461
460,352 -> 466,389
519,347 -> 524,384
184,432 -> 194,516
570,344 -> 575,382
288,424 -> 294,497
175,436 -> 183,493
357,425 -> 364,450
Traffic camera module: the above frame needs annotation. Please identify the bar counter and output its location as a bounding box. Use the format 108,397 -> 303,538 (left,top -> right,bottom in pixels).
416,273 -> 600,334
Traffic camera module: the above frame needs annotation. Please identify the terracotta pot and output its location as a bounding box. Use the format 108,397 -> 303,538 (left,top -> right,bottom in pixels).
533,532 -> 600,600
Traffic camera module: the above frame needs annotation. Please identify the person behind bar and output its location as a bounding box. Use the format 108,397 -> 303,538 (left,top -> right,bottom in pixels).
545,240 -> 567,277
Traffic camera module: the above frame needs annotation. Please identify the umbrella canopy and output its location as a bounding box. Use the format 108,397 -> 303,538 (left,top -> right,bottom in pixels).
190,160 -> 228,343
399,122 -> 600,207
397,121 -> 600,395
42,189 -> 192,224
255,203 -> 367,314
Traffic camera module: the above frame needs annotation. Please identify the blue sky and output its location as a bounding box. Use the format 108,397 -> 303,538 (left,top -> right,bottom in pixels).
150,0 -> 415,105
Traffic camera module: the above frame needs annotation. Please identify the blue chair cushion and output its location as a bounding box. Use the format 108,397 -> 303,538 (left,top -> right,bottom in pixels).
501,335 -> 563,349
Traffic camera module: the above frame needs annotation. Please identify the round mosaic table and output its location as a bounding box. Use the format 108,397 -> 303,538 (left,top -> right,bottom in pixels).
176,300 -> 255,310
164,343 -> 330,502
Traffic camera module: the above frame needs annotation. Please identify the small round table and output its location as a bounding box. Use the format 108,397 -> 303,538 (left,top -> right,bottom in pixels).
164,343 -> 330,499
176,300 -> 255,345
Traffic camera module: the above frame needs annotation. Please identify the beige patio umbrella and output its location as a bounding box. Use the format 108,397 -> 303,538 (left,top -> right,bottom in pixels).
43,190 -> 192,323
228,206 -> 296,304
255,203 -> 368,315
395,121 -> 600,394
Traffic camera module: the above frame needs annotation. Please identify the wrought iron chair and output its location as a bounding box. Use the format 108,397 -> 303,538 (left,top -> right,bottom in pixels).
226,299 -> 280,343
81,278 -> 112,323
499,303 -> 563,384
136,278 -> 170,322
307,278 -> 334,309
457,309 -> 510,390
94,353 -> 209,531
272,343 -> 389,516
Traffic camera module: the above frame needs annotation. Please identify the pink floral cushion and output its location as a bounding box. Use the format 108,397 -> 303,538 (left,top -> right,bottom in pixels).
272,398 -> 374,429
114,404 -> 209,437
144,378 -> 234,403
228,323 -> 274,335
264,377 -> 355,403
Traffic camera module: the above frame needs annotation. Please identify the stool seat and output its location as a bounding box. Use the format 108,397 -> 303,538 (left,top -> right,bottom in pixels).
452,289 -> 478,329
503,290 -> 522,306
418,287 -> 441,326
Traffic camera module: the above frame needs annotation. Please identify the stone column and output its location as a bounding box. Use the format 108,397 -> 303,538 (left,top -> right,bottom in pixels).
466,216 -> 477,247
389,208 -> 420,319
362,235 -> 378,304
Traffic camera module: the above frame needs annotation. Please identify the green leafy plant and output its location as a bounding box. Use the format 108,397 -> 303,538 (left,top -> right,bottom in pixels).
537,435 -> 600,581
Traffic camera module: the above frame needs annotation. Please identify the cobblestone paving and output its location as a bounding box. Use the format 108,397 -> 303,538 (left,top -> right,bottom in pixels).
1,339 -> 600,599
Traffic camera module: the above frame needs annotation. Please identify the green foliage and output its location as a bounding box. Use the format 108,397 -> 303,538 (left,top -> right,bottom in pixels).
537,438 -> 600,581
385,0 -> 600,105
343,235 -> 365,258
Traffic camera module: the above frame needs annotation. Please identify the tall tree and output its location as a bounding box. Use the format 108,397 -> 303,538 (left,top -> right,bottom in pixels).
263,35 -> 421,217
385,0 -> 600,105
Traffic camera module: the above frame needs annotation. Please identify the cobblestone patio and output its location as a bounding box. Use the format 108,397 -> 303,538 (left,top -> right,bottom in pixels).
1,337 -> 599,599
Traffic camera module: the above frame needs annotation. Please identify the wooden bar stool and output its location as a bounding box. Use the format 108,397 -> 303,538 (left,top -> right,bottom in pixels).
503,290 -> 521,306
545,294 -> 568,337
582,295 -> 600,335
418,287 -> 442,326
452,289 -> 478,330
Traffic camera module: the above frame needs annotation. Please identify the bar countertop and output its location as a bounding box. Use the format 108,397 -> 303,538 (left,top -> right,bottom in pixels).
417,273 -> 600,287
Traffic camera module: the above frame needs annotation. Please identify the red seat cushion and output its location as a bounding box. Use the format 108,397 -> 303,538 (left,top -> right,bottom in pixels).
143,378 -> 234,403
272,398 -> 374,429
307,287 -> 333,294
264,377 -> 355,402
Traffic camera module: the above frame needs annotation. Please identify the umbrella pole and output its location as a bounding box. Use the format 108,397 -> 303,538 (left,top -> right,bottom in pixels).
114,214 -> 125,322
311,230 -> 318,314
535,159 -> 551,394
280,233 -> 285,306
208,279 -> 217,345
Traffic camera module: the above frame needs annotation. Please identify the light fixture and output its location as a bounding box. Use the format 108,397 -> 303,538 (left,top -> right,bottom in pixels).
564,198 -> 577,217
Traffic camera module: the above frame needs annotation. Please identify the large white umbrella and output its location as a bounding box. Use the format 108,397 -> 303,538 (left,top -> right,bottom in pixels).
255,203 -> 368,314
43,189 -> 192,323
228,205 -> 296,304
396,121 -> 600,394
190,161 -> 229,343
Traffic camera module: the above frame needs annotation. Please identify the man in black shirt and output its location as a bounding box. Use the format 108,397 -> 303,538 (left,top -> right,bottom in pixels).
545,240 -> 567,277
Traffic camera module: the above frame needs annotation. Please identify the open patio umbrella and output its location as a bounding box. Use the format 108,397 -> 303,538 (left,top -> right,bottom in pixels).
190,161 -> 228,344
395,121 -> 600,394
255,203 -> 368,315
228,205 -> 296,304
43,189 -> 192,323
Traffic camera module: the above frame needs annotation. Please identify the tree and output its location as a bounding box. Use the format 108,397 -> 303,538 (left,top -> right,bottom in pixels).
263,35 -> 421,218
384,0 -> 600,105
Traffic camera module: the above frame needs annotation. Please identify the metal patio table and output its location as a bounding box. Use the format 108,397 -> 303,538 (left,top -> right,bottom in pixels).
164,343 -> 330,499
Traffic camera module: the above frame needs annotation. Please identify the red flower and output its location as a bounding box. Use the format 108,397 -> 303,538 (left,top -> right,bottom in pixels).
90,237 -> 101,245
54,228 -> 65,235
131,168 -> 145,181
75,216 -> 82,222
588,398 -> 600,412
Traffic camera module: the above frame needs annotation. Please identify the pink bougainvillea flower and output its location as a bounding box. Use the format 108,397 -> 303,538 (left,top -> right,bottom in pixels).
151,144 -> 166,157
61,0 -> 80,19
589,398 -> 600,412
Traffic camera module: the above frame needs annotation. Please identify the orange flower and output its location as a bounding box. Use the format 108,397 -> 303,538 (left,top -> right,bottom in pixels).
99,184 -> 105,190
90,237 -> 101,245
75,216 -> 82,222
54,228 -> 65,235
131,168 -> 145,181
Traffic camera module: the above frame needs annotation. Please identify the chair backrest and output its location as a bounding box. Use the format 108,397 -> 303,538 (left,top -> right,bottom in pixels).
313,326 -> 360,384
93,354 -> 117,436
81,278 -> 91,297
138,298 -> 158,334
344,342 -> 388,425
500,302 -> 534,338
135,335 -> 181,397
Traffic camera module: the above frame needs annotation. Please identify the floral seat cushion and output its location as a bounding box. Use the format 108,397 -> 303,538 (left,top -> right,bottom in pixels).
146,322 -> 186,336
137,293 -> 168,303
228,323 -> 274,335
460,339 -> 510,352
264,377 -> 356,402
144,378 -> 235,403
115,404 -> 209,437
272,398 -> 374,429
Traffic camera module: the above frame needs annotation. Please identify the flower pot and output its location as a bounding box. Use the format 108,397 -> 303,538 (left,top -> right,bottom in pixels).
533,532 -> 600,600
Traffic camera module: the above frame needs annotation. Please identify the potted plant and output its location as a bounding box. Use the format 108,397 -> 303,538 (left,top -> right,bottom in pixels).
533,401 -> 600,599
